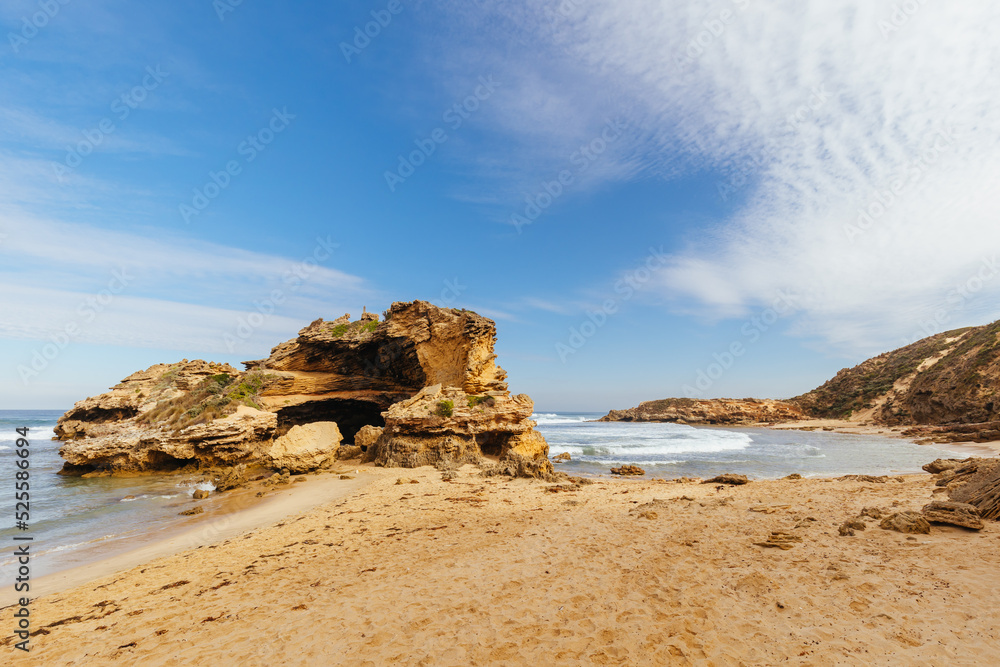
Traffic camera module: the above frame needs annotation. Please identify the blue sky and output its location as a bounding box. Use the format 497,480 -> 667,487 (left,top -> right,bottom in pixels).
2,0 -> 999,411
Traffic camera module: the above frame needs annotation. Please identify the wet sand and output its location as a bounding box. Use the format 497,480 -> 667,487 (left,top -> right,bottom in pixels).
767,418 -> 1000,457
7,463 -> 1000,665
26,469 -> 374,600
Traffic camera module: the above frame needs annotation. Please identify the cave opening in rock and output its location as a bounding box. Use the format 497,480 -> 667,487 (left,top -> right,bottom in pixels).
74,406 -> 139,423
477,432 -> 507,458
276,399 -> 387,444
144,450 -> 196,471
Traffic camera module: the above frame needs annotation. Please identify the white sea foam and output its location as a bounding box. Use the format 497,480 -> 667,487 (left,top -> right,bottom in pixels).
552,429 -> 753,457
177,480 -> 217,493
531,413 -> 592,425
587,459 -> 683,466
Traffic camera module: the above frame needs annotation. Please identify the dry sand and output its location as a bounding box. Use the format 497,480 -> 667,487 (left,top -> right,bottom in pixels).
6,462 -> 1000,666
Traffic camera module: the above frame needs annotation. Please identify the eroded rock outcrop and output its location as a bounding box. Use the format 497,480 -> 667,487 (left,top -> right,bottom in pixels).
921,501 -> 984,529
58,360 -> 278,476
599,398 -> 806,425
945,458 -> 1000,520
56,301 -> 551,478
879,512 -> 931,534
370,384 -> 552,478
246,301 -> 509,444
55,360 -> 242,441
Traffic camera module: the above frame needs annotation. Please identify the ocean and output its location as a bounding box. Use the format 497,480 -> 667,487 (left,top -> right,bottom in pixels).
0,409 -> 959,584
532,412 -> 957,479
0,410 -> 215,584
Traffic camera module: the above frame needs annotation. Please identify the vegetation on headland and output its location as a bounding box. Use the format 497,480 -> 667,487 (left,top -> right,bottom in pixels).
792,322 -> 1000,424
328,318 -> 380,338
467,395 -> 495,409
139,369 -> 277,431
792,330 -> 967,419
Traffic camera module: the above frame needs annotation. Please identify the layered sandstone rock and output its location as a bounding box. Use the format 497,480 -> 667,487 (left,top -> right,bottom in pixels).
370,384 -> 552,478
599,398 -> 806,425
56,301 -> 551,478
921,501 -> 984,530
55,360 -> 241,441
59,404 -> 277,476
246,301 -> 509,443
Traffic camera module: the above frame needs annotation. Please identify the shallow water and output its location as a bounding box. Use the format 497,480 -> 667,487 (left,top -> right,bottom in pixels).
0,410 -> 214,582
533,412 -> 956,479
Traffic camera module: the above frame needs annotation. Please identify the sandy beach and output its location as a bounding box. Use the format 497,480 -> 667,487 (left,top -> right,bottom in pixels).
7,461 -> 1000,666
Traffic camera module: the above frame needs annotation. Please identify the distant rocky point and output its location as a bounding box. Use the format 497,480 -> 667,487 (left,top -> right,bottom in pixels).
56,301 -> 553,479
601,318 -> 1000,445
598,398 -> 805,426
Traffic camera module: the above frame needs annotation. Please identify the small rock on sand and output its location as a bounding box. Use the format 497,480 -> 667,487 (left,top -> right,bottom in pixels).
838,518 -> 867,536
180,506 -> 204,516
879,512 -> 931,534
921,501 -> 984,530
214,464 -> 249,492
754,531 -> 802,550
837,475 -> 888,483
860,507 -> 885,519
337,445 -> 363,460
192,490 -> 210,499
704,474 -> 749,485
610,465 -> 645,476
922,459 -> 965,475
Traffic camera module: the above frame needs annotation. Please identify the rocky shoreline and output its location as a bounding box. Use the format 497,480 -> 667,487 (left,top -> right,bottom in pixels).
599,319 -> 1000,448
55,301 -> 554,481
597,398 -> 807,426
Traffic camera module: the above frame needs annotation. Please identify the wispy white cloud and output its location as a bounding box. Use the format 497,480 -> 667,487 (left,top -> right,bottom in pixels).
0,213 -> 375,355
0,283 -> 305,355
431,0 -> 1000,354
519,297 -> 573,315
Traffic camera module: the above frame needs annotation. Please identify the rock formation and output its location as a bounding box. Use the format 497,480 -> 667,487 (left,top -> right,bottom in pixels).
942,458 -> 1000,520
55,301 -> 551,479
55,360 -> 243,441
369,384 -> 552,478
245,301 -> 509,443
57,361 -> 278,475
599,318 -> 1000,443
921,501 -> 984,530
879,512 -> 931,534
599,398 -> 806,425
703,473 -> 750,485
